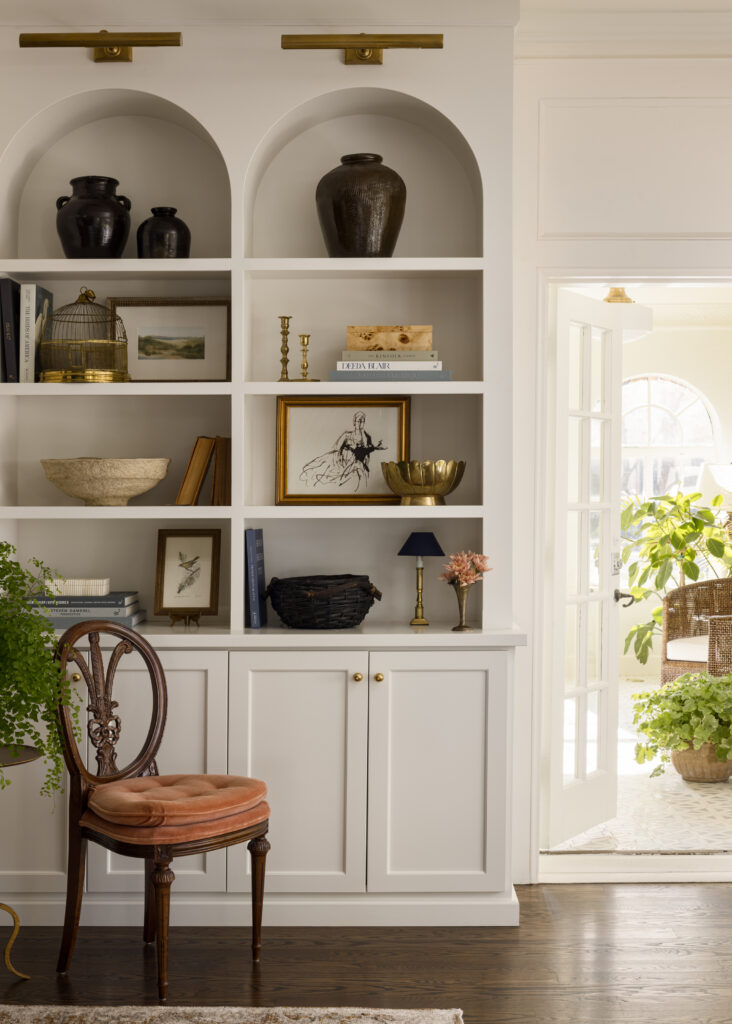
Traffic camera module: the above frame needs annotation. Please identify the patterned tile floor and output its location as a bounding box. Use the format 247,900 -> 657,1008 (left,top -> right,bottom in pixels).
549,678 -> 732,852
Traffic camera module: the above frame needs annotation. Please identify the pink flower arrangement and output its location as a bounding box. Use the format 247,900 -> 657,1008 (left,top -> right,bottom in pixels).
440,550 -> 492,587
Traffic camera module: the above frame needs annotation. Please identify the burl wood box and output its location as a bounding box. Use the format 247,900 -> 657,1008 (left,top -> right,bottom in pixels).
346,325 -> 433,351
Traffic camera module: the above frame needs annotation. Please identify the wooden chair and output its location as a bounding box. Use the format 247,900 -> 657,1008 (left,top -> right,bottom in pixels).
54,621 -> 270,1001
662,578 -> 732,682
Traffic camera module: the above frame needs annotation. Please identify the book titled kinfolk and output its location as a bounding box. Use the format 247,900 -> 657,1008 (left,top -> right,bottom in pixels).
245,527 -> 267,629
19,283 -> 53,383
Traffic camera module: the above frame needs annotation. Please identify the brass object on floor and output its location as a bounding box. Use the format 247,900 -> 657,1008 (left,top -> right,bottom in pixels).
278,315 -> 292,382
19,30 -> 181,63
381,459 -> 466,506
281,33 -> 443,65
1,904 -> 27,980
298,334 -> 319,381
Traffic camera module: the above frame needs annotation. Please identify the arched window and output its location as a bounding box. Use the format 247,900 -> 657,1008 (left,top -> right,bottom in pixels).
621,375 -> 719,499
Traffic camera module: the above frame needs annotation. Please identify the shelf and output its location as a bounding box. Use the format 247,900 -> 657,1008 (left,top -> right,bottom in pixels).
243,257 -> 483,278
1,506 -> 232,520
243,505 -> 482,519
0,382 -> 233,396
0,259 -> 232,280
244,382 -> 485,396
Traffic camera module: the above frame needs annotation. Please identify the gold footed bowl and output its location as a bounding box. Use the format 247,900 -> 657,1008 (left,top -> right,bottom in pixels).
381,459 -> 466,506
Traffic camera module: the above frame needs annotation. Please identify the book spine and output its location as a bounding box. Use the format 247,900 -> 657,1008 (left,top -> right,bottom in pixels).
19,284 -> 35,383
35,592 -> 138,607
328,370 -> 452,381
41,603 -> 140,618
255,527 -> 267,626
340,349 -> 438,361
336,361 -> 442,371
245,528 -> 261,628
49,610 -> 146,628
0,278 -> 19,382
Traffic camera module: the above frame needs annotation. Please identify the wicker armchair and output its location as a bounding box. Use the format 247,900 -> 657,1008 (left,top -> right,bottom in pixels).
661,578 -> 732,683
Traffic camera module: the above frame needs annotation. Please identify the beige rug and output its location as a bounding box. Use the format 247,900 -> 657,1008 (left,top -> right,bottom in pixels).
0,1010 -> 462,1024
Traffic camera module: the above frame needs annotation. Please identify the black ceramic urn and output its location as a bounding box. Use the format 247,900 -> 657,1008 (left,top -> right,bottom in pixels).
315,153 -> 406,258
56,176 -> 131,259
137,207 -> 191,258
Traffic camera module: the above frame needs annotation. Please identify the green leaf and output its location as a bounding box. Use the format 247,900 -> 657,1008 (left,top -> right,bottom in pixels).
707,537 -> 726,558
683,561 -> 700,581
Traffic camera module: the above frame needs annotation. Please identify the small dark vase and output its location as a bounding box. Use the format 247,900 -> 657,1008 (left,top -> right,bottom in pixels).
137,207 -> 191,259
315,153 -> 406,258
56,176 -> 131,259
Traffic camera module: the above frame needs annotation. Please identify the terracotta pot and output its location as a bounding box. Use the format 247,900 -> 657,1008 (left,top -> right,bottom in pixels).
670,742 -> 732,782
56,176 -> 131,258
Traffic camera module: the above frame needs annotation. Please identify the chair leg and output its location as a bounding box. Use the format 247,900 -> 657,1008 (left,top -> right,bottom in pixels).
151,847 -> 175,1001
248,833 -> 270,962
57,826 -> 87,974
143,856 -> 156,943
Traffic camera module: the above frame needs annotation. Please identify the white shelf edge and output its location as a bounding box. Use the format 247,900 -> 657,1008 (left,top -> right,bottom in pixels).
244,382 -> 484,395
242,257 -> 483,275
243,505 -> 483,519
0,258 -> 232,279
0,382 -> 234,396
2,506 -> 233,520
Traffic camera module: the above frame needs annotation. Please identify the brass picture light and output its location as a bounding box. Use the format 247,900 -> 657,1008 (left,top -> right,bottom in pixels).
281,33 -> 443,65
19,30 -> 181,63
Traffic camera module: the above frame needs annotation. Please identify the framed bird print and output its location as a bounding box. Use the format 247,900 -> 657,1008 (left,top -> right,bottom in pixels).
154,529 -> 221,623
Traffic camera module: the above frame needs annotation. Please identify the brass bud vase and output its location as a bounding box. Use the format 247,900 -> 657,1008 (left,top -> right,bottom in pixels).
451,581 -> 473,632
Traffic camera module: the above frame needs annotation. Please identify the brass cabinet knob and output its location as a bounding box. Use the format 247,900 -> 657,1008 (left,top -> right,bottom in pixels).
70,673 -> 82,682
374,673 -> 384,682
352,672 -> 363,682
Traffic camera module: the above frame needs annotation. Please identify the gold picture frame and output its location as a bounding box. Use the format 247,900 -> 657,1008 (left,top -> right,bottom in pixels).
107,296 -> 231,382
276,395 -> 410,505
154,528 -> 221,623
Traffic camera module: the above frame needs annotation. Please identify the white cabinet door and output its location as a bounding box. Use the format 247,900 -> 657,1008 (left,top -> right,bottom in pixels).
228,650 -> 368,893
367,650 -> 510,893
86,650 -> 229,894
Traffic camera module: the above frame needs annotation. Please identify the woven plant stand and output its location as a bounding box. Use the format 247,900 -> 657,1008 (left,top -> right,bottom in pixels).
670,742 -> 732,782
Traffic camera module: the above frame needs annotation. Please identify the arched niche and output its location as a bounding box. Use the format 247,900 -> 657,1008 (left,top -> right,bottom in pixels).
0,89 -> 230,258
246,88 -> 482,258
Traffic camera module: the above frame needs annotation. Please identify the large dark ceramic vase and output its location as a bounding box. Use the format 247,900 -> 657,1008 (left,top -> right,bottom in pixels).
137,207 -> 191,258
56,176 -> 131,259
315,153 -> 406,258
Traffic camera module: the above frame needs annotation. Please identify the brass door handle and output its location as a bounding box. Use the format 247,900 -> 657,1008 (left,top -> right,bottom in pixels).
374,673 -> 384,682
70,673 -> 82,682
352,673 -> 363,682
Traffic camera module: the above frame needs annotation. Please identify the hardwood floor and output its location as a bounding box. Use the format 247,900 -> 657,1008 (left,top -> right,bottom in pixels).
3,884 -> 732,1023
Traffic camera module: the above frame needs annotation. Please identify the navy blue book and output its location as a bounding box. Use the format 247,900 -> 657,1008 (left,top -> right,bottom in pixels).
0,277 -> 20,383
245,528 -> 267,628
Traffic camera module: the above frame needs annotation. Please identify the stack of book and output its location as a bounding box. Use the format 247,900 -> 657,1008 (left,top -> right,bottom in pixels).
0,276 -> 53,383
34,591 -> 146,629
175,436 -> 231,505
328,324 -> 450,382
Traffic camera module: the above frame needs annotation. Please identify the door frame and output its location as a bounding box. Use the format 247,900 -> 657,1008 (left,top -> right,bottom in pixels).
530,270 -> 732,883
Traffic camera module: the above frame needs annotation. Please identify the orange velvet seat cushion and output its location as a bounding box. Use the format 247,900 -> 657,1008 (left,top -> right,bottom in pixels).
88,774 -> 267,828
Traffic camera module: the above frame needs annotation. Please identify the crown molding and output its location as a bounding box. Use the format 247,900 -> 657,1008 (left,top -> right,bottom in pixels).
516,11 -> 732,59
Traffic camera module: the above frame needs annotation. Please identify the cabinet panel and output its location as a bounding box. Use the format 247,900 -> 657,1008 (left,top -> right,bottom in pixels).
228,650 -> 368,893
86,650 -> 229,894
367,650 -> 509,893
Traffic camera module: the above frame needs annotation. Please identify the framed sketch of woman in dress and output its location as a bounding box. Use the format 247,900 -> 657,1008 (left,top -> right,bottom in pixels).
276,396 -> 410,504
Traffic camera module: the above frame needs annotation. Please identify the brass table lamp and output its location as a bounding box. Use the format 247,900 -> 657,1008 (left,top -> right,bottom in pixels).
398,531 -> 444,627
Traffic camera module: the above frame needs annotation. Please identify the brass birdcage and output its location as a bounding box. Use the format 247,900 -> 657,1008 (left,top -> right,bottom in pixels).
39,287 -> 129,383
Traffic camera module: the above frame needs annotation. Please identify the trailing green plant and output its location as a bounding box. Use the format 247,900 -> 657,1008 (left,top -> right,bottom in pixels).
620,491 -> 732,664
633,672 -> 732,776
0,541 -> 80,796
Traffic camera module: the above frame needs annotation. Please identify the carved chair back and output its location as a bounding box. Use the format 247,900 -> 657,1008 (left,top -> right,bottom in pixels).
55,621 -> 167,791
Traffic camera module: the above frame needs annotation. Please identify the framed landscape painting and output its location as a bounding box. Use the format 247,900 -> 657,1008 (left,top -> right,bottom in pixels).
108,296 -> 231,381
276,395 -> 410,504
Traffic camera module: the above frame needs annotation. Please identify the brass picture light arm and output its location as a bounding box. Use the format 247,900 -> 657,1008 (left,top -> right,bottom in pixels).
281,32 -> 443,65
18,30 -> 182,63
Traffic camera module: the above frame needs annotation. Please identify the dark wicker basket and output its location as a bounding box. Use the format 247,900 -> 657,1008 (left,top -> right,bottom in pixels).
266,574 -> 382,629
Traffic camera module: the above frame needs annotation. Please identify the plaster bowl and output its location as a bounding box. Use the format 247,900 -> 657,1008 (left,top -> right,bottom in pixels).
41,457 -> 171,506
381,459 -> 466,505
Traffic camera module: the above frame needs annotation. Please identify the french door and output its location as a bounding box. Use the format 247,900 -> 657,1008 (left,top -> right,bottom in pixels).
543,288 -> 652,848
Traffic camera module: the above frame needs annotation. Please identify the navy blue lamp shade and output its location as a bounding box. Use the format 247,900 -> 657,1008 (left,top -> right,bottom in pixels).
397,532 -> 445,558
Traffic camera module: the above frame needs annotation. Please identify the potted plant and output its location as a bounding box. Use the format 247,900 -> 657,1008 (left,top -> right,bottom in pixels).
633,671 -> 732,781
621,491 -> 732,664
0,541 -> 79,796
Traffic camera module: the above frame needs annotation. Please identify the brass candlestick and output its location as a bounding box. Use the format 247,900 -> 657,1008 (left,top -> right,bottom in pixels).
299,333 -> 319,382
278,315 -> 292,381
